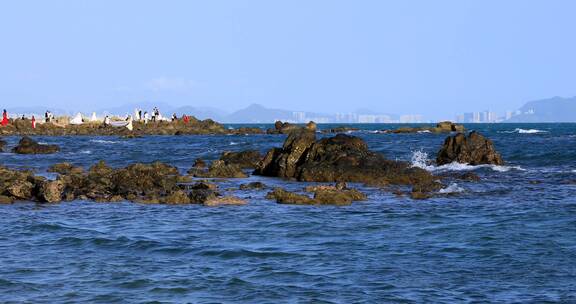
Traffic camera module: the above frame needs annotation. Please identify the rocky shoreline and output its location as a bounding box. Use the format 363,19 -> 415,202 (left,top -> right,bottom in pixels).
0,127 -> 504,205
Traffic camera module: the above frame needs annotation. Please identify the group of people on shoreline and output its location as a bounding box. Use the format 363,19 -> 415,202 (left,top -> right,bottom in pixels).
0,106 -> 193,131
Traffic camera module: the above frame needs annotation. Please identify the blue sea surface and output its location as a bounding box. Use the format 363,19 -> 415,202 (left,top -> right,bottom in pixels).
1,123 -> 575,303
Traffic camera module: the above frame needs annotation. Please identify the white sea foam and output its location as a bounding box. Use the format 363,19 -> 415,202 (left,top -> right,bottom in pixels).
90,139 -> 118,144
417,130 -> 431,133
229,142 -> 239,146
499,128 -> 548,134
439,183 -> 465,194
410,150 -> 524,172
79,150 -> 92,154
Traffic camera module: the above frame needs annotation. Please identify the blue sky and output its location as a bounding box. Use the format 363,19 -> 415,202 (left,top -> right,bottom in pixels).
0,0 -> 575,119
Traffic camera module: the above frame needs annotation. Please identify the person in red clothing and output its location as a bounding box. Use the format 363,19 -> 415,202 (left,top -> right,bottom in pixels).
1,109 -> 8,126
183,115 -> 190,124
31,115 -> 36,129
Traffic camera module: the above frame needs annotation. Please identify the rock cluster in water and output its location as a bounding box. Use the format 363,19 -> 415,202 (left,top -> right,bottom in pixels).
12,136 -> 60,154
266,182 -> 367,206
0,161 -> 244,205
0,117 -> 239,136
437,131 -> 504,165
387,121 -> 465,134
255,129 -> 441,196
266,121 -> 317,134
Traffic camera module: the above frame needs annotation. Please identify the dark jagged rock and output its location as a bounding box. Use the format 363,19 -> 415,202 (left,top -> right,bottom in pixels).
256,129 -> 316,178
12,137 -> 60,154
437,131 -> 504,165
321,126 -> 360,134
220,150 -> 262,169
255,131 -> 439,195
239,181 -> 266,190
189,160 -> 248,178
189,189 -> 219,204
112,162 -> 180,199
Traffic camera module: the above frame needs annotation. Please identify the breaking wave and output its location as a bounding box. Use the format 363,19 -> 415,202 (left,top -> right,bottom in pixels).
410,150 -> 524,172
90,139 -> 118,144
439,183 -> 465,194
499,128 -> 548,134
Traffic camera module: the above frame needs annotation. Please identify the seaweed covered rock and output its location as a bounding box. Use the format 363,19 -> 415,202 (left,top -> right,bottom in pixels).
220,150 -> 262,169
203,196 -> 246,207
255,131 -> 438,192
437,131 -> 504,165
12,137 -> 60,154
112,162 -> 180,199
189,160 -> 248,178
266,185 -> 367,206
39,180 -> 65,203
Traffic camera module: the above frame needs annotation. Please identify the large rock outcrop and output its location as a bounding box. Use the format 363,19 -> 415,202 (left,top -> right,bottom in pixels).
255,130 -> 439,191
219,150 -> 262,169
12,137 -> 60,154
436,131 -> 504,165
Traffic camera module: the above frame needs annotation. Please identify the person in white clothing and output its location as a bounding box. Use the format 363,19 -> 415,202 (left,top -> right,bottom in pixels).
144,111 -> 149,124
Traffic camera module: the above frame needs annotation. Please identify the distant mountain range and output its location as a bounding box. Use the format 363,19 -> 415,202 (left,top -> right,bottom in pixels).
507,96 -> 576,122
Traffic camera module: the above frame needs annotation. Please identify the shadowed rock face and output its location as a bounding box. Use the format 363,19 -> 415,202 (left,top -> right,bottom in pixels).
255,130 -> 439,190
437,131 -> 504,166
188,160 -> 248,178
12,137 -> 60,154
219,150 -> 262,169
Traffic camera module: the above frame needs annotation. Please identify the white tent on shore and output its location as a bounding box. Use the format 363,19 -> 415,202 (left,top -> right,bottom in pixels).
70,113 -> 83,125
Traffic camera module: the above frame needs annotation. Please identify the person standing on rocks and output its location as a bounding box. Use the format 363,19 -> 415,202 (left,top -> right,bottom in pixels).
1,109 -> 9,126
31,115 -> 36,129
183,115 -> 190,124
144,111 -> 149,124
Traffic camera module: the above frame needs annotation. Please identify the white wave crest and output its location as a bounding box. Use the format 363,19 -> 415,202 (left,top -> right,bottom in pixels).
417,130 -> 431,133
499,128 -> 548,134
410,150 -> 524,172
90,139 -> 118,144
439,183 -> 465,194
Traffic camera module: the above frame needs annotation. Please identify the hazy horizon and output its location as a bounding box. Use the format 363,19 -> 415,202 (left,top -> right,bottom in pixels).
1,0 -> 575,120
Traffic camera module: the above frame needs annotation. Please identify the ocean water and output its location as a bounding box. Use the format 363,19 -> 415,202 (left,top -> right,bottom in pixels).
1,123 -> 575,303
